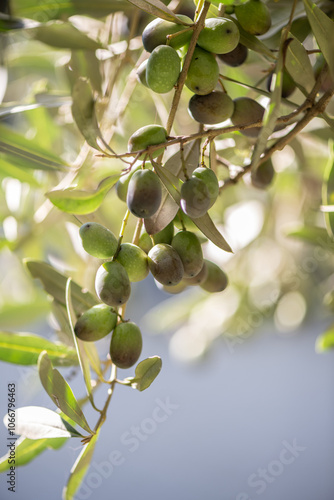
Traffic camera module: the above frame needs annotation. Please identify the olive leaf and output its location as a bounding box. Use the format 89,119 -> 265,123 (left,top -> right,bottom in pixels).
0,331 -> 78,366
71,77 -> 115,155
285,34 -> 315,95
31,21 -> 103,50
24,259 -> 97,316
63,431 -> 99,500
65,279 -> 100,412
46,174 -> 119,214
0,123 -> 67,171
315,326 -> 334,353
123,356 -> 162,392
321,143 -> 334,239
145,141 -> 200,234
0,436 -> 67,472
38,351 -> 93,434
126,0 -> 190,24
3,406 -> 84,439
285,225 -> 331,247
303,0 -> 334,83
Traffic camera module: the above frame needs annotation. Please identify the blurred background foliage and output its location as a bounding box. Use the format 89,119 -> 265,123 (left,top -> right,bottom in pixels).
0,0 -> 334,363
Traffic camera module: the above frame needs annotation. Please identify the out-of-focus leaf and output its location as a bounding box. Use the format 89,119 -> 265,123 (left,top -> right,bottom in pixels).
0,297 -> 50,329
124,356 -> 162,391
285,225 -> 331,246
65,280 -> 99,412
46,175 -> 119,214
316,326 -> 334,352
63,431 -> 99,500
145,141 -> 200,234
192,213 -> 233,253
3,406 -> 84,439
126,0 -> 191,24
71,78 -> 114,154
303,0 -> 334,83
0,124 -> 67,171
285,34 -> 315,95
67,51 -> 102,93
251,32 -> 285,172
31,21 -> 102,50
321,145 -> 334,239
0,332 -> 78,366
12,0 -> 132,20
38,351 -> 93,434
0,156 -> 41,185
24,260 -> 97,316
0,436 -> 67,472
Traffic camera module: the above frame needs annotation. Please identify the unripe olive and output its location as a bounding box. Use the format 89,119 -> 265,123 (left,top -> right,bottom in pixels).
218,43 -> 248,67
115,243 -> 149,282
127,169 -> 162,219
79,222 -> 118,259
138,230 -> 153,254
231,97 -> 265,137
250,159 -> 275,189
200,260 -> 228,293
235,0 -> 271,36
110,321 -> 142,369
142,15 -> 193,52
136,59 -> 149,87
192,166 -> 219,208
146,45 -> 181,93
152,221 -> 174,245
180,177 -> 211,218
148,243 -> 184,285
95,261 -> 131,307
74,304 -> 117,342
185,47 -> 219,95
183,261 -> 208,286
128,124 -> 167,159
188,91 -> 234,125
116,165 -> 140,203
171,231 -> 203,278
155,280 -> 187,294
197,17 -> 240,55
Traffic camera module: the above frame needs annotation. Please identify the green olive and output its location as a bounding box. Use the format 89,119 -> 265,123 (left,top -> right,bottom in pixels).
74,304 -> 117,342
95,261 -> 131,307
110,321 -> 142,369
79,222 -> 118,259
115,243 -> 149,282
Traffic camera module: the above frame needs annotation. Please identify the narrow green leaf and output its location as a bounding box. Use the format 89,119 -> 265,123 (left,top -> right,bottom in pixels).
0,436 -> 67,472
321,143 -> 334,238
285,225 -> 331,246
71,78 -> 115,155
191,213 -> 233,253
125,356 -> 162,392
31,21 -> 102,50
38,351 -> 93,434
154,163 -> 232,252
12,0 -> 132,20
24,260 -> 97,316
3,406 -> 84,439
126,0 -> 190,24
0,124 -> 67,171
46,175 -> 119,214
63,431 -> 99,500
303,0 -> 334,83
0,297 -> 50,329
285,34 -> 315,94
65,280 -> 99,412
251,32 -> 286,171
0,332 -> 78,366
145,141 -> 200,234
316,327 -> 334,352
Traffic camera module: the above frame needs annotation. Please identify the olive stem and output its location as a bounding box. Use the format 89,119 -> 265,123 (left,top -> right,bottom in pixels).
132,218 -> 143,245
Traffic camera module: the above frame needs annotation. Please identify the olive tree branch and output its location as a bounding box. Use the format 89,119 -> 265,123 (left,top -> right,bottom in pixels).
165,0 -> 210,135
